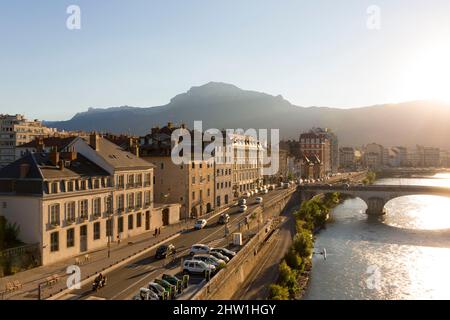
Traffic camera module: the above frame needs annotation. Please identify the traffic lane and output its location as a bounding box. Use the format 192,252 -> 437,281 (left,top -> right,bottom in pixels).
74,189 -> 286,299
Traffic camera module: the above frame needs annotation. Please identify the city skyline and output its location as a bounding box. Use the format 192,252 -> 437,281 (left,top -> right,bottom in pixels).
2,1 -> 450,120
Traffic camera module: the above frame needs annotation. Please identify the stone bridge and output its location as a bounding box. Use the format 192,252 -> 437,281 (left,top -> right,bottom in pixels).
298,184 -> 450,216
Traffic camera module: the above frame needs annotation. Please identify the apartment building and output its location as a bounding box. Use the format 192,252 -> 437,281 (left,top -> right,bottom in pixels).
0,114 -> 58,168
0,135 -> 179,266
299,131 -> 331,176
339,147 -> 356,169
140,124 -> 215,219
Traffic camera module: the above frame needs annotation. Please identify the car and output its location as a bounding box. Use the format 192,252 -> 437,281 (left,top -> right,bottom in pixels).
183,260 -> 216,275
255,188 -> 260,194
261,188 -> 268,194
194,219 -> 207,230
242,192 -> 250,198
238,198 -> 247,206
155,244 -> 176,259
148,282 -> 167,300
255,197 -> 263,204
189,244 -> 210,256
154,278 -> 176,299
210,247 -> 236,259
268,185 -> 274,191
239,205 -> 248,212
210,250 -> 230,262
192,254 -> 226,268
162,274 -> 183,294
133,287 -> 159,300
218,213 -> 230,224
282,183 -> 289,189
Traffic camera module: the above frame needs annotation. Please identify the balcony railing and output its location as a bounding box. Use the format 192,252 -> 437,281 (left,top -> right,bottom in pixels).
79,215 -> 88,222
117,208 -> 124,214
49,222 -> 60,229
66,218 -> 76,225
144,181 -> 151,187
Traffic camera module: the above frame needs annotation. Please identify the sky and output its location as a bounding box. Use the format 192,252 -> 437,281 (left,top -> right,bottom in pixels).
1,0 -> 450,120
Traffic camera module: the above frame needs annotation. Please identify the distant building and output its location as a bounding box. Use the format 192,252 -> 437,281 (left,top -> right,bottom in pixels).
299,130 -> 331,176
388,146 -> 408,167
300,154 -> 323,179
0,135 -> 172,266
0,114 -> 58,168
339,147 -> 356,169
363,143 -> 385,169
406,145 -> 441,167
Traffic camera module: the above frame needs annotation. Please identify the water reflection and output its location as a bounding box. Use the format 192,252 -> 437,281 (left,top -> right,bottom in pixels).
303,174 -> 450,300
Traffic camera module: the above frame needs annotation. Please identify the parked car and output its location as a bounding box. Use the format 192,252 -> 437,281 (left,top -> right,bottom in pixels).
155,243 -> 176,259
239,205 -> 248,212
210,250 -> 230,262
162,274 -> 183,294
192,254 -> 226,268
148,282 -> 167,300
261,188 -> 268,194
183,260 -> 216,275
154,278 -> 176,299
211,247 -> 236,259
238,198 -> 247,206
194,219 -> 207,230
133,287 -> 159,300
282,182 -> 289,189
218,213 -> 230,224
189,244 -> 210,256
242,192 -> 250,198
255,197 -> 263,204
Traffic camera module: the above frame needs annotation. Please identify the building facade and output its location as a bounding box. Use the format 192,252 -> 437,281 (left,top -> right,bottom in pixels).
0,114 -> 58,168
299,130 -> 331,177
0,135 -> 177,266
339,147 -> 356,169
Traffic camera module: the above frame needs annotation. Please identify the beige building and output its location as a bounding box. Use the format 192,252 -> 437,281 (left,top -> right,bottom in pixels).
0,114 -> 58,168
0,135 -> 179,266
140,124 -> 215,219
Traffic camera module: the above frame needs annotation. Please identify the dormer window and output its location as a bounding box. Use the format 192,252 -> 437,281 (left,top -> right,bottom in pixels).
51,182 -> 58,194
67,181 -> 74,192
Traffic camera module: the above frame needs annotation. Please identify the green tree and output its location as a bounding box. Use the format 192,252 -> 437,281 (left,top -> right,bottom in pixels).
284,248 -> 303,270
268,284 -> 290,300
292,229 -> 313,258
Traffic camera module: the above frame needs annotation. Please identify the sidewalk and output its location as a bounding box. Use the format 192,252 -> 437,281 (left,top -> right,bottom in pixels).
0,208 -> 228,300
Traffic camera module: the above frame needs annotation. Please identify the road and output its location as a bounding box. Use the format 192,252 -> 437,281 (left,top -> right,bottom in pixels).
65,188 -> 290,300
231,205 -> 297,300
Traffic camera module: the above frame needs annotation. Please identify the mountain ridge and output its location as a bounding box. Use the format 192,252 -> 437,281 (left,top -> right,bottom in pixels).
45,82 -> 450,149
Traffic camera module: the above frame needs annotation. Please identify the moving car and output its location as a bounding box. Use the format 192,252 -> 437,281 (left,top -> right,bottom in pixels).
183,260 -> 216,275
210,250 -> 230,262
155,244 -> 176,259
210,247 -> 236,259
189,244 -> 210,256
261,188 -> 268,194
239,205 -> 248,212
255,197 -> 263,204
238,198 -> 247,206
218,213 -> 230,224
192,254 -> 226,268
194,219 -> 207,230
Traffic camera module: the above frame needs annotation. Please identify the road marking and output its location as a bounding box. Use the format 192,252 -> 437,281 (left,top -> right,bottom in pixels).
109,269 -> 159,300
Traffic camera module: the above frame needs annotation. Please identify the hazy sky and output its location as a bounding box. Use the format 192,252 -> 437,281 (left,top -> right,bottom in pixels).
1,0 -> 450,120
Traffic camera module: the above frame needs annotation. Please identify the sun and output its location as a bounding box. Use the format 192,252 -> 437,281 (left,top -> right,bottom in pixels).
396,43 -> 450,103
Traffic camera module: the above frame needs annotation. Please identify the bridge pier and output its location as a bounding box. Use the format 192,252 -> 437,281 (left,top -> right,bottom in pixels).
364,197 -> 387,216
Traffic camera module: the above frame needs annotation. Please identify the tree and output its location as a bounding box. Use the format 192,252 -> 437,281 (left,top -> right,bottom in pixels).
293,229 -> 313,258
268,284 -> 289,300
284,248 -> 303,270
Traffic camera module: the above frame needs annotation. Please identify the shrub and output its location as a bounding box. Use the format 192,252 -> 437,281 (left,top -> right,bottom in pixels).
268,284 -> 290,300
284,248 -> 303,270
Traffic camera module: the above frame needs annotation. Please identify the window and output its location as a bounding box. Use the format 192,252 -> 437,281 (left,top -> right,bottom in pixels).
192,176 -> 195,184
128,214 -> 134,230
136,213 -> 142,228
79,200 -> 88,219
191,162 -> 195,169
144,173 -> 151,186
50,232 -> 59,252
207,189 -> 210,197
136,174 -> 142,187
93,222 -> 100,240
117,194 -> 124,212
66,202 -> 76,222
67,228 -> 75,248
93,179 -> 100,189
50,204 -> 60,225
128,174 -> 135,188
93,198 -> 101,216
144,191 -> 151,206
105,196 -> 113,214
106,219 -> 113,237
192,191 -> 195,200
217,183 -> 220,189
127,193 -> 134,210
136,192 -> 142,208
118,217 -> 124,233
80,180 -> 87,190
51,182 -> 58,193
160,163 -> 164,170
117,175 -> 124,188
67,181 -> 74,192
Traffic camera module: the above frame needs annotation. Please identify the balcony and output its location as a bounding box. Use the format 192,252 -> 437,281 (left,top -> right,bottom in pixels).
144,181 -> 151,187
92,213 -> 101,220
116,184 -> 125,190
79,215 -> 88,222
66,218 -> 76,225
49,222 -> 60,229
117,208 -> 125,214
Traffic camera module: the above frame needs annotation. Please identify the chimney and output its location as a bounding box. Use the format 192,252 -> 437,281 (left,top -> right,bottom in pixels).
90,133 -> 100,151
19,163 -> 30,179
36,137 -> 45,152
49,148 -> 60,166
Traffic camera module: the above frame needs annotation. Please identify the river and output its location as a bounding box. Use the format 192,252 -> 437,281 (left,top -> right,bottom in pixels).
303,173 -> 450,300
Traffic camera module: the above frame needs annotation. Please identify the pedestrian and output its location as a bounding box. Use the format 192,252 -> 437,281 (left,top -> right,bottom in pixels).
158,227 -> 161,235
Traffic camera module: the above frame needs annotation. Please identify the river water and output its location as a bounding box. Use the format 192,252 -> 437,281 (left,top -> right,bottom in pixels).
303,173 -> 450,300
